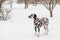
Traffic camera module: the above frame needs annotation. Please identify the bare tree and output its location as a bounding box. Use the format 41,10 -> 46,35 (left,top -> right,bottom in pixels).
2,0 -> 12,20
24,0 -> 40,9
41,0 -> 57,17
0,0 -> 12,20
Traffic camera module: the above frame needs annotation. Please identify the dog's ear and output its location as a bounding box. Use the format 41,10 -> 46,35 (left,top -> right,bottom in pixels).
34,14 -> 37,20
34,14 -> 37,17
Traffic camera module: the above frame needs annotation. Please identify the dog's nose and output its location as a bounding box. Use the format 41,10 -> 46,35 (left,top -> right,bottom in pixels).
28,16 -> 31,18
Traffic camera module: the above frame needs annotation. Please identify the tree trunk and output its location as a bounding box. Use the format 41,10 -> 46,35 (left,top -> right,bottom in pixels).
11,0 -> 12,9
25,3 -> 28,9
25,0 -> 28,9
50,11 -> 53,17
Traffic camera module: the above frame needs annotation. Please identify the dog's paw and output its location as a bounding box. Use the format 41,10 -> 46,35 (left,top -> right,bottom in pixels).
44,32 -> 46,34
44,32 -> 48,35
37,35 -> 40,37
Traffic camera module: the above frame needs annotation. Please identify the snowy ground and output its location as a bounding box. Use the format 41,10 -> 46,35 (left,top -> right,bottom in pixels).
0,2 -> 60,40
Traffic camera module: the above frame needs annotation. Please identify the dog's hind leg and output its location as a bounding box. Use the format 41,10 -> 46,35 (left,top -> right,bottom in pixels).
46,25 -> 49,35
44,25 -> 46,34
44,25 -> 49,35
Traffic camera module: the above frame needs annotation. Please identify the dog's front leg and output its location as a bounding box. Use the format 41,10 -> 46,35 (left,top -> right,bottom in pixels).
37,27 -> 40,37
34,27 -> 37,35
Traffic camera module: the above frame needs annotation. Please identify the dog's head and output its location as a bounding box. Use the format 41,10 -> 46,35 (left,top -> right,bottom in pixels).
28,13 -> 37,20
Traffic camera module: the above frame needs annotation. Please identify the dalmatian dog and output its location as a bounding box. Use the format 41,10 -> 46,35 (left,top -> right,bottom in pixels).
28,13 -> 49,37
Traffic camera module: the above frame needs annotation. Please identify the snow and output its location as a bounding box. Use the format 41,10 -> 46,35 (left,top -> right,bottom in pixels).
0,2 -> 60,40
